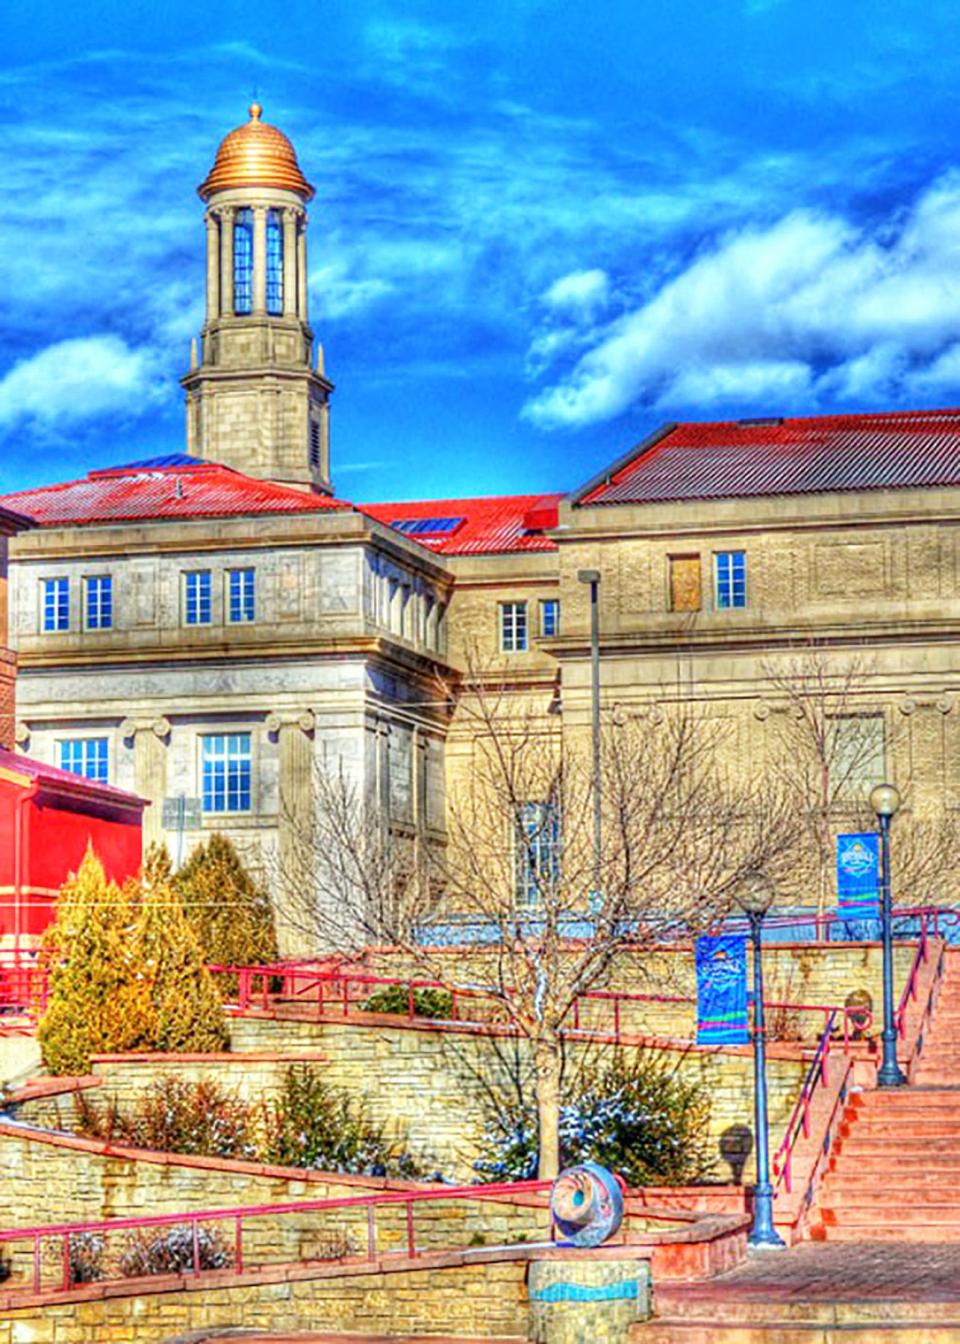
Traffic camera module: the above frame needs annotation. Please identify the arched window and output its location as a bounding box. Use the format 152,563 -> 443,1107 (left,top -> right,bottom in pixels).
266,209 -> 283,315
233,209 -> 253,315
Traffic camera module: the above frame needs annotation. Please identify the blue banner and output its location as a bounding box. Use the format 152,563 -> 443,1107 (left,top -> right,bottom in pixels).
836,832 -> 880,919
695,935 -> 749,1045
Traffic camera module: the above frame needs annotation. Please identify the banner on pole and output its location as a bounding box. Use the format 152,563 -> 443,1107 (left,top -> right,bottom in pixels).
695,934 -> 749,1046
836,832 -> 880,919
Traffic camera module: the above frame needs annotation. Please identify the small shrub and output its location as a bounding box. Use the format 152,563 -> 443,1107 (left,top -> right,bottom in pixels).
76,1077 -> 259,1161
362,984 -> 454,1019
262,1064 -> 423,1178
67,1233 -> 106,1284
302,1228 -> 357,1261
120,1225 -> 232,1278
475,1051 -> 716,1186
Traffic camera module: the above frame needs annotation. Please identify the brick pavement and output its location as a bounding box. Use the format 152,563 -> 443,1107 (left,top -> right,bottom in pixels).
673,1241 -> 960,1302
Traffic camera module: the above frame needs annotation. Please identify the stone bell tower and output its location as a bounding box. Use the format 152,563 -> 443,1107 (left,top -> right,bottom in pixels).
181,103 -> 333,492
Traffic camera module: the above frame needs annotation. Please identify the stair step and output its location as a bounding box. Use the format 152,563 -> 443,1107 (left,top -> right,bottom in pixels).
819,1205 -> 960,1224
840,1121 -> 960,1136
634,1323 -> 960,1342
810,1224 -> 960,1242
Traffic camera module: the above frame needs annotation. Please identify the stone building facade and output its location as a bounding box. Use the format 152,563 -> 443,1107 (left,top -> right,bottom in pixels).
5,107 -> 960,942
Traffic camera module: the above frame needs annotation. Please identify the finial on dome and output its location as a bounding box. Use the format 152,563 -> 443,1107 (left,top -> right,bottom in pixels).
249,102 -> 263,122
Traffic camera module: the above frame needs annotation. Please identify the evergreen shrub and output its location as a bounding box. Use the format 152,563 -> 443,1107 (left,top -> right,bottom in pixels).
174,834 -> 277,992
362,983 -> 454,1019
474,1051 -> 716,1186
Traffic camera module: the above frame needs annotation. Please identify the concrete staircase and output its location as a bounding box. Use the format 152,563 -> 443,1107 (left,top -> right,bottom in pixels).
808,947 -> 960,1242
632,1297 -> 960,1341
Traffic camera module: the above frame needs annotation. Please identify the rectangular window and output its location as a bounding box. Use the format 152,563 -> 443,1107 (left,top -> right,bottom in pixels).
515,801 -> 560,908
184,570 -> 212,626
42,578 -> 69,632
500,601 -> 528,652
540,599 -> 560,637
233,209 -> 253,315
669,555 -> 702,612
827,714 -> 886,802
58,737 -> 108,783
265,208 -> 283,315
228,568 -> 255,623
201,733 -> 252,813
715,551 -> 747,609
85,576 -> 113,630
309,420 -> 321,469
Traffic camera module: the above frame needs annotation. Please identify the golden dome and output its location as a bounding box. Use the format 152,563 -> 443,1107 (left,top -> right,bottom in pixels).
198,103 -> 314,201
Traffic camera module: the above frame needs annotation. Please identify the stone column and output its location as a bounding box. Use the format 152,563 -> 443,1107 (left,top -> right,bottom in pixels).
282,209 -> 298,318
252,206 -> 268,315
219,207 -> 235,316
268,710 -> 316,957
204,211 -> 220,324
120,717 -> 171,849
297,218 -> 308,323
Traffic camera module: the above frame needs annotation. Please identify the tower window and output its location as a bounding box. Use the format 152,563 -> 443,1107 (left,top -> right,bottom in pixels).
266,209 -> 283,315
233,208 -> 253,315
309,419 -> 321,469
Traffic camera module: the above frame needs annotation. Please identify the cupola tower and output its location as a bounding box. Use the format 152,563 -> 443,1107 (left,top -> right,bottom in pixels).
181,104 -> 333,492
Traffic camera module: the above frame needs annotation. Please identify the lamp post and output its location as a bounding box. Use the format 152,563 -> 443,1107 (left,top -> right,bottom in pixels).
870,782 -> 907,1089
735,870 -> 785,1249
577,569 -> 602,901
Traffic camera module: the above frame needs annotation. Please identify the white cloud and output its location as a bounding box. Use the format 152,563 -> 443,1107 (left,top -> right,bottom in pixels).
0,336 -> 161,429
542,269 -> 611,320
523,173 -> 960,428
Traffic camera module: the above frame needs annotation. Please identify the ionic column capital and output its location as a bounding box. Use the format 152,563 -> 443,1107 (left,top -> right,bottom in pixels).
121,716 -> 171,742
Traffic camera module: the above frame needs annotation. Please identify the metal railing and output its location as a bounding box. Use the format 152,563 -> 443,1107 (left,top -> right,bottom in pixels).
210,962 -> 874,1049
0,1179 -> 556,1298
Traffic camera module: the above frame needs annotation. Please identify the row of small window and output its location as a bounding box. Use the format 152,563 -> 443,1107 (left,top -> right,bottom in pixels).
499,599 -> 560,653
59,734 -> 252,813
42,570 -> 256,633
670,550 -> 746,612
232,209 -> 284,316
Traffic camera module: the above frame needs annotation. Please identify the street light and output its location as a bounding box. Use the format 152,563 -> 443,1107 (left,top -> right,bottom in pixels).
870,782 -> 907,1088
577,569 -> 602,902
735,869 -> 785,1249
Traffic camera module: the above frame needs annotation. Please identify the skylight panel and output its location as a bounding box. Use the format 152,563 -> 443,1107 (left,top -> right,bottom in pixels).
390,516 -> 465,537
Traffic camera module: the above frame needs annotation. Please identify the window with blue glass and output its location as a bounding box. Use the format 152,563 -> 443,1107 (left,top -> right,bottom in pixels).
540,599 -> 560,637
233,208 -> 253,315
184,570 -> 212,626
202,733 -> 252,812
43,578 -> 69,632
515,801 -> 560,908
58,737 -> 108,783
85,576 -> 113,629
266,209 -> 283,315
228,568 -> 255,623
714,551 -> 747,609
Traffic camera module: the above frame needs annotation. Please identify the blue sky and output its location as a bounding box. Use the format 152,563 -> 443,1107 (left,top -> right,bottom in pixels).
3,2 -> 960,502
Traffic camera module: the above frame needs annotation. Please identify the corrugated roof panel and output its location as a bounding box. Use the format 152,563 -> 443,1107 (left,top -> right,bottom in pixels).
2,461 -> 349,526
578,408 -> 960,507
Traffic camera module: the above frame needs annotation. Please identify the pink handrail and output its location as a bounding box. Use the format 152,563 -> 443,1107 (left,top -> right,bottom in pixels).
0,1178 -> 553,1297
772,1009 -> 838,1196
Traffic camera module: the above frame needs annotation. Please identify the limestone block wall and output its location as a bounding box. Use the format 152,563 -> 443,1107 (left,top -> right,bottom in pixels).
0,1255 -> 531,1343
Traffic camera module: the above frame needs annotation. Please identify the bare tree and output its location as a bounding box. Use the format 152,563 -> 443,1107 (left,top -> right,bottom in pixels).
761,646 -> 960,911
276,669 -> 800,1180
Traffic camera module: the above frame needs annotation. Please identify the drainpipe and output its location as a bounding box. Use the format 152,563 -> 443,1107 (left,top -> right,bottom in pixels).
13,781 -> 39,963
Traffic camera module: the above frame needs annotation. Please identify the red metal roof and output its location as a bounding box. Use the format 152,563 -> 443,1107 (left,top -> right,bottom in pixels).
360,494 -> 563,555
1,461 -> 349,527
0,748 -> 146,811
576,408 -> 960,508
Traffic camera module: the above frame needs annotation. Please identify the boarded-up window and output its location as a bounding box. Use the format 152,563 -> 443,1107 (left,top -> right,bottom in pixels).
669,555 -> 702,612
